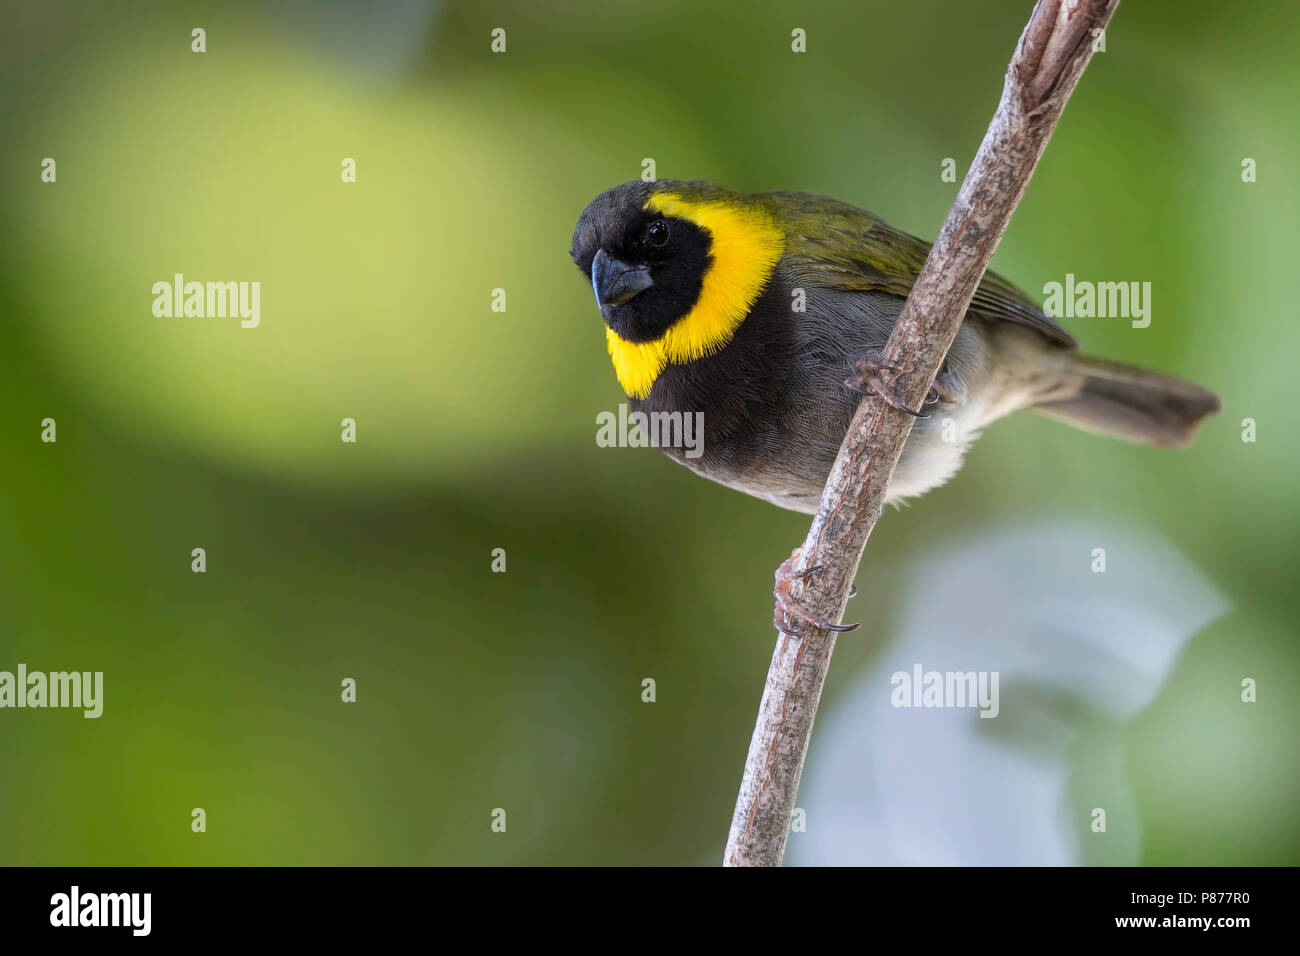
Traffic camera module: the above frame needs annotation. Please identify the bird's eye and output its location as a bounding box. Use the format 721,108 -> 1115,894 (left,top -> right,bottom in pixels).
644,219 -> 670,248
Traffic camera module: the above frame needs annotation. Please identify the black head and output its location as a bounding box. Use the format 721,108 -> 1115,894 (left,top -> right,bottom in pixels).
570,182 -> 712,343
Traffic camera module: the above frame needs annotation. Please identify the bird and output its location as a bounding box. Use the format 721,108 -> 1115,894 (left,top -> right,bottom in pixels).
570,180 -> 1220,631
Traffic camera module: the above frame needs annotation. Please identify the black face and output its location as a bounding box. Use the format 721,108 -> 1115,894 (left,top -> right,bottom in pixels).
570,182 -> 711,343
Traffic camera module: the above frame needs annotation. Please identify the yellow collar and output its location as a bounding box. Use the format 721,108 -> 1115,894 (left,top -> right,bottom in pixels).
605,192 -> 784,399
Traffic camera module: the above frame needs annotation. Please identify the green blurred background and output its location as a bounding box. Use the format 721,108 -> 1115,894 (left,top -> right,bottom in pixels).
0,0 -> 1295,865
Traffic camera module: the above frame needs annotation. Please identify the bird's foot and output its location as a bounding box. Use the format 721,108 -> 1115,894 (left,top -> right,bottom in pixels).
845,349 -> 928,418
773,549 -> 860,637
846,349 -> 954,416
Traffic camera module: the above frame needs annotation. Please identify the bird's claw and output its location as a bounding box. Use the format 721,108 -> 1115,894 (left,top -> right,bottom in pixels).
845,350 -> 929,418
773,551 -> 861,637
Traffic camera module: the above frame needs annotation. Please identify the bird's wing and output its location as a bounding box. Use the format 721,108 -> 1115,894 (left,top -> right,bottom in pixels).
765,191 -> 1077,349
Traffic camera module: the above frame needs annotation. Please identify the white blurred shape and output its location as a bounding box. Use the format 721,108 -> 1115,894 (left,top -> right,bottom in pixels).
787,519 -> 1228,866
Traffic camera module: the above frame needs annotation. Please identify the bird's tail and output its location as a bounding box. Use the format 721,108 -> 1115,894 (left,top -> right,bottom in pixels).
1031,354 -> 1221,448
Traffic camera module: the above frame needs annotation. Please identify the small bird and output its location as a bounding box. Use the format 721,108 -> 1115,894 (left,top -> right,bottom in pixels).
570,181 -> 1220,629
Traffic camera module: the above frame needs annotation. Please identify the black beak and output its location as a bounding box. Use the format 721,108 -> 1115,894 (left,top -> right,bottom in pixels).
591,248 -> 653,307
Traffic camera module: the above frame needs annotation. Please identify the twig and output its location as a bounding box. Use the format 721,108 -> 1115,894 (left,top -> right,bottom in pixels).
723,0 -> 1121,867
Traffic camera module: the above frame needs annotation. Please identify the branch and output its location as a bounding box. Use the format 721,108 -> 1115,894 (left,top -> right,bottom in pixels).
723,0 -> 1120,867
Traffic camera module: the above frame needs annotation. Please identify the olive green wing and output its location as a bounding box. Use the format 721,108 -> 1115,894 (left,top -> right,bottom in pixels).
762,191 -> 1077,349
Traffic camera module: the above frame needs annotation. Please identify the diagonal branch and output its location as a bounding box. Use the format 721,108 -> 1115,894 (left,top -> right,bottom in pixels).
723,0 -> 1121,868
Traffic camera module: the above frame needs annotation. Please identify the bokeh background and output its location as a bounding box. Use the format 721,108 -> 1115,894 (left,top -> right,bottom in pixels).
1,0 -> 1295,865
